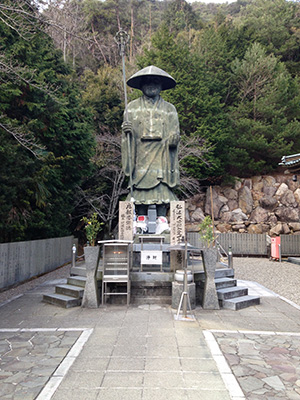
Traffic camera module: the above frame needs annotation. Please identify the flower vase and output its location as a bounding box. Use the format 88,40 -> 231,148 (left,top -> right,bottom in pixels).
81,246 -> 100,308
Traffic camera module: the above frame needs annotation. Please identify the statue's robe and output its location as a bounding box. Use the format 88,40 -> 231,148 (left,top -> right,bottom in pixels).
122,95 -> 180,204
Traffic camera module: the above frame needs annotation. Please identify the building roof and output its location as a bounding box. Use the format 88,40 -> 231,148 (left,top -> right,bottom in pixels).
279,153 -> 300,172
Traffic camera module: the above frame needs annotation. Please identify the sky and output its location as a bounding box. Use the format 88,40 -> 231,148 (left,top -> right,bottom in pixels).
204,0 -> 236,2
192,0 -> 236,3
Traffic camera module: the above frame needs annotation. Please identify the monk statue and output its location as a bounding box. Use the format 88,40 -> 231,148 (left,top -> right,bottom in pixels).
121,65 -> 180,227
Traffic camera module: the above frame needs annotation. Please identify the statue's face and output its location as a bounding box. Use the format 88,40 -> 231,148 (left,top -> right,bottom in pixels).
141,76 -> 162,98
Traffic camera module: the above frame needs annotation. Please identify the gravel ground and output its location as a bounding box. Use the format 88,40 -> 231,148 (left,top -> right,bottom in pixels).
233,257 -> 300,306
1,257 -> 300,307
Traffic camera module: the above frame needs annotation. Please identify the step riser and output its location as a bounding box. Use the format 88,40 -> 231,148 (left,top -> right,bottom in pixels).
71,266 -> 102,279
199,279 -> 237,289
67,277 -> 86,287
215,269 -> 234,279
222,297 -> 260,310
132,288 -> 172,297
56,287 -> 84,299
131,296 -> 171,305
196,268 -> 235,282
43,295 -> 81,308
215,280 -> 237,289
217,288 -> 248,300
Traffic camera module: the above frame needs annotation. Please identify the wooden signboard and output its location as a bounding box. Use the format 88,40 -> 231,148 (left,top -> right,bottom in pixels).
170,201 -> 185,245
118,201 -> 134,241
170,201 -> 186,272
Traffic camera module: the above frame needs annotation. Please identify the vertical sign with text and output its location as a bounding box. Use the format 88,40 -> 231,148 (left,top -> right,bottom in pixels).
170,201 -> 185,245
119,201 -> 134,241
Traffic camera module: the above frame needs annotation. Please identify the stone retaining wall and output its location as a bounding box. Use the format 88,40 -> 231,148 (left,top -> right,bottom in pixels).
0,236 -> 76,290
186,174 -> 300,236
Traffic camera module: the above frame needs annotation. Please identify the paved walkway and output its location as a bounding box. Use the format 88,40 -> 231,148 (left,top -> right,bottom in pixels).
1,268 -> 300,399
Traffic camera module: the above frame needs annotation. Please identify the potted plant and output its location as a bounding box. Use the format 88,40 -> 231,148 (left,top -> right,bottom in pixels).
82,212 -> 103,247
199,216 -> 219,310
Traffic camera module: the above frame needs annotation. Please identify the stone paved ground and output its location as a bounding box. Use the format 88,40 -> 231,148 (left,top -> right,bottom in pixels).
50,305 -> 232,400
1,257 -> 300,399
214,331 -> 300,400
0,330 -> 81,400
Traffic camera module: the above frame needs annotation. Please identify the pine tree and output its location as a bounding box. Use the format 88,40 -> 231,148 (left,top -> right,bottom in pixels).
228,42 -> 300,176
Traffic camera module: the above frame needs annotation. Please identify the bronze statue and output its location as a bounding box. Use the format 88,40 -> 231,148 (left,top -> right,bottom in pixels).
122,66 -> 180,218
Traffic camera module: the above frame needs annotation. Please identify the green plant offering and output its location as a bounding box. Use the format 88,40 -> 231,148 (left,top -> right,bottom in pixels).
82,213 -> 103,246
199,216 -> 215,248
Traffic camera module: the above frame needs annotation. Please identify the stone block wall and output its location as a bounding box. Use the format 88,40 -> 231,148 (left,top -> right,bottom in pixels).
185,174 -> 300,236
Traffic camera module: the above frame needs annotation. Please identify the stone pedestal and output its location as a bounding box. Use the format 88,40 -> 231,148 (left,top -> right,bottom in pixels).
202,248 -> 220,310
82,246 -> 99,308
172,281 -> 196,309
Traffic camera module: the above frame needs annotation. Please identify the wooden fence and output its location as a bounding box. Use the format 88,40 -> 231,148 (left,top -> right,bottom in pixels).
187,232 -> 300,257
280,235 -> 300,256
0,236 -> 77,290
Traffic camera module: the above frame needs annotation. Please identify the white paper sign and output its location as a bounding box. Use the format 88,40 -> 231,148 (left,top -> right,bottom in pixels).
141,250 -> 162,265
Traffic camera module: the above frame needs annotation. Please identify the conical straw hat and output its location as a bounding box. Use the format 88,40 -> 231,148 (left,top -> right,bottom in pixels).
127,65 -> 176,91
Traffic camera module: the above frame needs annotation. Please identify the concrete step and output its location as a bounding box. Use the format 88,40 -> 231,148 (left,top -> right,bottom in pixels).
287,257 -> 300,266
215,268 -> 234,279
71,265 -> 102,279
71,266 -> 86,277
67,276 -> 86,287
215,277 -> 237,289
43,293 -> 81,308
195,268 -> 234,282
217,286 -> 248,300
55,284 -> 84,299
131,296 -> 171,305
131,272 -> 173,282
221,295 -> 260,311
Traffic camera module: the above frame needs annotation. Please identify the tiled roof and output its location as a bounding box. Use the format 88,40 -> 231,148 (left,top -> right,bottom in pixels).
279,153 -> 300,171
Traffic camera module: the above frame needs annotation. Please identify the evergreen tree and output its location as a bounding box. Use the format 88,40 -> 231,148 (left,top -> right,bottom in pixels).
228,42 -> 300,176
235,0 -> 300,76
0,3 -> 95,242
138,25 -> 232,183
163,0 -> 202,34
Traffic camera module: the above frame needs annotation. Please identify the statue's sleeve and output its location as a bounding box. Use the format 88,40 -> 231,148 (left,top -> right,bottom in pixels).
166,103 -> 180,187
168,104 -> 180,147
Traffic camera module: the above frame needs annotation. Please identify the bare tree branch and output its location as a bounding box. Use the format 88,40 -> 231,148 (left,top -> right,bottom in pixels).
178,134 -> 212,197
0,55 -> 62,101
0,116 -> 45,158
0,2 -> 95,43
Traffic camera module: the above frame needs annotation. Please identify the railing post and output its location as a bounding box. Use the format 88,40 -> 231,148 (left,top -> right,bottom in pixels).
278,243 -> 282,263
72,243 -> 76,268
228,245 -> 233,270
216,243 -> 220,262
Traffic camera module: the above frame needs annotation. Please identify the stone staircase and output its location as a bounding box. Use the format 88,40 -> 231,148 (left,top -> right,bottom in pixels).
196,267 -> 260,310
43,264 -> 260,310
130,272 -> 173,305
43,276 -> 86,308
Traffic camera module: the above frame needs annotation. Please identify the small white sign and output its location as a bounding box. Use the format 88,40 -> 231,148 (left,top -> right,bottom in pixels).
141,250 -> 162,265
